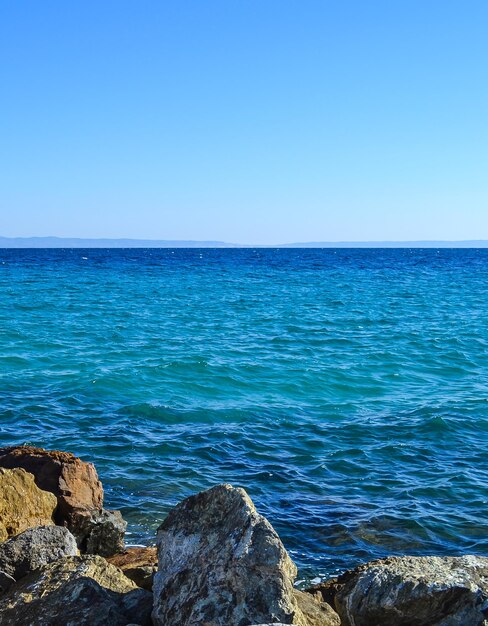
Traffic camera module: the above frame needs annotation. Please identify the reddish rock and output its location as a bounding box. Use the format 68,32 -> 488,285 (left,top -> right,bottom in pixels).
0,446 -> 103,526
0,446 -> 129,556
107,547 -> 158,590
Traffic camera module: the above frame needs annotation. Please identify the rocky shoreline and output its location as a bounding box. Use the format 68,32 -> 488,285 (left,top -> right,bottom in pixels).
0,445 -> 486,625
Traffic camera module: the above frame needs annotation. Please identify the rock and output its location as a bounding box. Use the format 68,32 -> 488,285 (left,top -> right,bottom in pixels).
68,507 -> 126,555
0,555 -> 152,625
86,510 -> 127,556
107,547 -> 157,591
0,468 -> 57,541
0,446 -> 103,526
305,577 -> 340,608
0,525 -> 78,580
70,508 -> 127,557
0,446 -> 126,556
152,483 -> 311,626
294,590 -> 340,626
0,571 -> 15,594
334,554 -> 488,626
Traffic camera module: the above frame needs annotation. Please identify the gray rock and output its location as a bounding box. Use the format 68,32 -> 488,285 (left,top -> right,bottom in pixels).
334,554 -> 488,626
0,571 -> 15,594
85,509 -> 127,557
0,555 -> 152,625
152,483 -> 309,626
0,525 -> 78,580
69,508 -> 127,557
249,590 -> 341,626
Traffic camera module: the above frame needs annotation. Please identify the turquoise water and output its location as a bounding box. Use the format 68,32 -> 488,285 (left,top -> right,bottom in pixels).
1,248 -> 488,580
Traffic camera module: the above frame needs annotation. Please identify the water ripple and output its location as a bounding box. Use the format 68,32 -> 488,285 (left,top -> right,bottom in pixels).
1,248 -> 488,580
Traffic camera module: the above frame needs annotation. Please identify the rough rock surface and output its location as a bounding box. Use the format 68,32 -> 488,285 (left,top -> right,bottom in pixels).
0,555 -> 152,625
0,446 -> 126,556
70,508 -> 127,556
0,446 -> 103,526
0,468 -> 57,541
334,555 -> 488,626
294,590 -> 340,626
0,525 -> 78,580
86,509 -> 127,556
0,571 -> 15,594
108,547 -> 157,591
152,483 -> 309,626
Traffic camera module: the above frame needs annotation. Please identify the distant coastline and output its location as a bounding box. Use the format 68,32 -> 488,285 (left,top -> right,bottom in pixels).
2,236 -> 488,248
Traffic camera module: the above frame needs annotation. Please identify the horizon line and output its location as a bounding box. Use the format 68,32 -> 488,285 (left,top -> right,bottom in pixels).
2,236 -> 488,249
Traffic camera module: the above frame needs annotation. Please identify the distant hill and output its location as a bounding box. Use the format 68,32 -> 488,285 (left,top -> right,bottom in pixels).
1,237 -> 488,248
278,240 -> 488,248
0,237 -> 240,248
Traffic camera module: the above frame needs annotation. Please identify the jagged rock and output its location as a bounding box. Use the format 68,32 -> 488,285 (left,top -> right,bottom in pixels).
0,571 -> 15,594
0,525 -> 77,580
86,510 -> 127,556
0,446 -> 103,526
70,508 -> 127,557
334,555 -> 488,626
294,590 -> 340,626
152,483 -> 311,626
0,468 -> 57,541
0,555 -> 152,625
107,547 -> 157,591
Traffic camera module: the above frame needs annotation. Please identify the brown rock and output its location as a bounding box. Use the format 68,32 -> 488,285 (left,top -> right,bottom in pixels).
107,547 -> 157,591
294,590 -> 340,626
0,446 -> 125,556
305,578 -> 341,609
0,468 -> 57,541
0,446 -> 103,525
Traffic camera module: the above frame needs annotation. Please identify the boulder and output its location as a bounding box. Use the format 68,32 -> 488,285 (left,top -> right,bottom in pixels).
0,446 -> 103,525
152,483 -> 310,626
0,468 -> 57,541
0,446 -> 125,556
107,547 -> 158,591
333,555 -> 488,626
294,590 -> 340,626
71,508 -> 127,557
0,555 -> 152,625
0,526 -> 77,580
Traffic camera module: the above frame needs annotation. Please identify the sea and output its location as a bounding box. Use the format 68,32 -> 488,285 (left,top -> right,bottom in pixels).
1,248 -> 487,581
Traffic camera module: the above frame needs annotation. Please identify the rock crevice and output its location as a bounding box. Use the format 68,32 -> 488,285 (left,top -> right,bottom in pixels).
0,446 -> 486,626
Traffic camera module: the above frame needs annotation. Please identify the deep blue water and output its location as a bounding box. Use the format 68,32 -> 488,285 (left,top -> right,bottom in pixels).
1,248 -> 488,581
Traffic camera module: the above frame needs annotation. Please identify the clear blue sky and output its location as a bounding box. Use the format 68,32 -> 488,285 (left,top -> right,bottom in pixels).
1,1 -> 487,244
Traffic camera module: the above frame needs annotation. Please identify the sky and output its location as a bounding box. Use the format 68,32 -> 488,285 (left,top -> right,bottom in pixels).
1,1 -> 487,244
